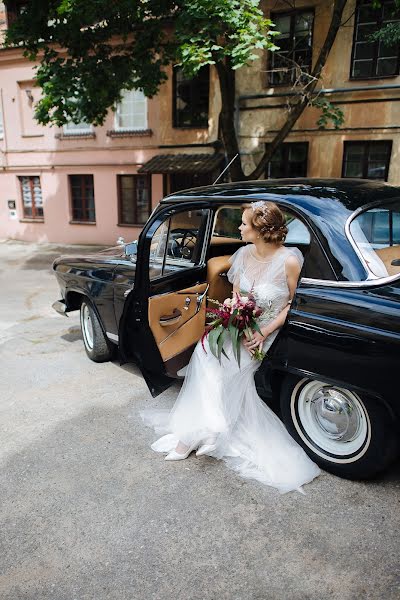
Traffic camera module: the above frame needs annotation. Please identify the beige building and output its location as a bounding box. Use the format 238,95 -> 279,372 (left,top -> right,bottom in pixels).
0,0 -> 399,244
238,0 -> 400,183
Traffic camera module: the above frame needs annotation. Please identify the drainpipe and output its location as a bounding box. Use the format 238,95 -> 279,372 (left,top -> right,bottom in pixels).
0,88 -> 8,170
240,83 -> 400,101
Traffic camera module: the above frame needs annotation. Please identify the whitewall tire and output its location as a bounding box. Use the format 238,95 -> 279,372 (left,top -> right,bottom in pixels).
79,299 -> 115,363
280,375 -> 398,479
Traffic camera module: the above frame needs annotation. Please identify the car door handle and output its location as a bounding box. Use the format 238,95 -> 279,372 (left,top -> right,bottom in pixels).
159,308 -> 182,326
195,284 -> 209,314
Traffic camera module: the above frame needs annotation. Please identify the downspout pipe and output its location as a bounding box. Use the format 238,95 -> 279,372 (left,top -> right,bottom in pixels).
240,83 -> 400,101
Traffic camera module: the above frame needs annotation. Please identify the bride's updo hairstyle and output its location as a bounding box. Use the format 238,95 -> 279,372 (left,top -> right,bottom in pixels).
242,201 -> 288,244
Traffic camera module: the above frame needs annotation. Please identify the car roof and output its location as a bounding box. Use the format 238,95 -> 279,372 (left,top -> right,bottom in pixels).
161,178 -> 400,214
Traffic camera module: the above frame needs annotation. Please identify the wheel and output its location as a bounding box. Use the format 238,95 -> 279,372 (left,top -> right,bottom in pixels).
280,375 -> 398,479
79,299 -> 115,362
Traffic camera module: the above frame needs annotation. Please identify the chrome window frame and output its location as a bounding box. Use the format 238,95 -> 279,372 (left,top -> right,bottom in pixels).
302,196 -> 400,289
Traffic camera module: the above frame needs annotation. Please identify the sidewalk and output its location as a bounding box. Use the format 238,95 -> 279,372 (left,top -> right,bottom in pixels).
0,239 -> 108,271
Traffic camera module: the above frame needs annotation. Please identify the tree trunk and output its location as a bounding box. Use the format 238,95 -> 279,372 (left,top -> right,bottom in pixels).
215,59 -> 245,181
247,0 -> 349,181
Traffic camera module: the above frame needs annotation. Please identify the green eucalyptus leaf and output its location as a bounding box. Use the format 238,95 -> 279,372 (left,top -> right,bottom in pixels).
208,326 -> 222,359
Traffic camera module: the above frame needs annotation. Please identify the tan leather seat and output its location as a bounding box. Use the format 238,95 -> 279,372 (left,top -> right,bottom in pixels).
207,255 -> 232,304
375,246 -> 400,276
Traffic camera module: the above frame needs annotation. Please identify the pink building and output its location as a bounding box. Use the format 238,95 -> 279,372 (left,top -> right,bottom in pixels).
0,4 -> 222,245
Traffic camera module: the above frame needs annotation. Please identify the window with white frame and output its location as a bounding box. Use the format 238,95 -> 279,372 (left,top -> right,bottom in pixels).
63,119 -> 92,136
19,176 -> 44,219
115,89 -> 147,131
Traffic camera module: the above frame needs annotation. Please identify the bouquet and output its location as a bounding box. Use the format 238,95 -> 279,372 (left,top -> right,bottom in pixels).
202,292 -> 265,366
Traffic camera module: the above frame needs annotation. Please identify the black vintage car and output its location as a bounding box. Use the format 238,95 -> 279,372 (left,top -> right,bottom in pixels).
52,179 -> 400,480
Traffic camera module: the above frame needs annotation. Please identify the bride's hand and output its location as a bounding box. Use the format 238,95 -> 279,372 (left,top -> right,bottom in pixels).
243,330 -> 265,355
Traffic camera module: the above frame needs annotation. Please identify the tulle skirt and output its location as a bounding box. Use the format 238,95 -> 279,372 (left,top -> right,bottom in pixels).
140,335 -> 320,494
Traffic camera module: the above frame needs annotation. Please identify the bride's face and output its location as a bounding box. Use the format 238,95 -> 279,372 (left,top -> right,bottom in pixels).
239,209 -> 258,243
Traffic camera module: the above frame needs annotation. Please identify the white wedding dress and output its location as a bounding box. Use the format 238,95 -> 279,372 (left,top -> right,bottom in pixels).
141,245 -> 321,494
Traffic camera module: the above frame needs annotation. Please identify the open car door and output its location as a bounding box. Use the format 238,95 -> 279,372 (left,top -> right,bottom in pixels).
120,204 -> 211,397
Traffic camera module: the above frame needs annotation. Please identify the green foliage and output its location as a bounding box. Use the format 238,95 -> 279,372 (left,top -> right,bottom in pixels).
370,1 -> 400,44
312,97 -> 344,130
5,0 -> 278,127
175,0 -> 278,77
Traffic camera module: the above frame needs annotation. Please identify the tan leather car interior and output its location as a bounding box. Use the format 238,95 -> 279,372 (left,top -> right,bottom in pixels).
206,255 -> 233,304
375,246 -> 400,276
149,283 -> 208,361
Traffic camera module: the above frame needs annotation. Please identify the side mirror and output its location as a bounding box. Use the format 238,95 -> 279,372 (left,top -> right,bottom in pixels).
125,241 -> 138,262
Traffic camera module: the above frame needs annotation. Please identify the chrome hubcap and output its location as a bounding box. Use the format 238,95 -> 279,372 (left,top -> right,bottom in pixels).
293,380 -> 370,460
81,304 -> 94,349
310,388 -> 360,442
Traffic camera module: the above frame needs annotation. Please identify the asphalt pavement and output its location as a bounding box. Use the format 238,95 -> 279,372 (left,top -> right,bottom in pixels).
0,239 -> 399,600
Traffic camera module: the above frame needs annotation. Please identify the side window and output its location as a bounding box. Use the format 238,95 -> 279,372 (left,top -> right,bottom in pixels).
349,201 -> 400,278
283,209 -> 338,280
284,212 -> 311,245
213,207 -> 242,239
211,205 -> 334,280
149,208 -> 208,279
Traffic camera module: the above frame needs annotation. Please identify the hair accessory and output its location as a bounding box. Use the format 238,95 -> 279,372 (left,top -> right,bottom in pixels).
251,201 -> 268,212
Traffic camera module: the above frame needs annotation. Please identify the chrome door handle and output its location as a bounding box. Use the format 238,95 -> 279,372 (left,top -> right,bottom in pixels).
195,284 -> 209,314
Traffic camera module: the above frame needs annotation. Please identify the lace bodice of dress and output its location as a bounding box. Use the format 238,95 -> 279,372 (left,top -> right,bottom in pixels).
227,244 -> 304,326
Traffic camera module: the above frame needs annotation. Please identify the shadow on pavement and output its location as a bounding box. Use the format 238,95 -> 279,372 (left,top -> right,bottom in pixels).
60,326 -> 82,343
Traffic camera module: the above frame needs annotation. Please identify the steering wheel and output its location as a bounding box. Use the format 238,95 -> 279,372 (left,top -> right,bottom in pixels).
170,229 -> 198,259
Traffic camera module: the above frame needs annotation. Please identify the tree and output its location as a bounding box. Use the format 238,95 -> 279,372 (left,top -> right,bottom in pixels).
6,0 -> 348,181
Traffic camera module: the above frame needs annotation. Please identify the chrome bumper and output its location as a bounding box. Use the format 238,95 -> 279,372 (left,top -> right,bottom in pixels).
52,300 -> 69,316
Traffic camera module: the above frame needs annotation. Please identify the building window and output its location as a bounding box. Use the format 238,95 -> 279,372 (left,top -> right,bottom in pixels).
69,175 -> 96,222
351,1 -> 400,79
19,176 -> 43,219
173,66 -> 209,128
5,0 -> 27,26
266,142 -> 309,178
118,174 -> 151,226
63,120 -> 92,136
268,10 -> 314,86
115,89 -> 147,131
342,141 -> 392,180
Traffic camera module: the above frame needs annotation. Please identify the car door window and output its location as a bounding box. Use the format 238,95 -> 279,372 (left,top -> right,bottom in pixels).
149,208 -> 208,279
213,207 -> 242,239
211,205 -> 335,280
349,201 -> 400,278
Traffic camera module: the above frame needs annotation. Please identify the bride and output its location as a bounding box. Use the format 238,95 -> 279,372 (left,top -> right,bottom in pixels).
141,201 -> 321,494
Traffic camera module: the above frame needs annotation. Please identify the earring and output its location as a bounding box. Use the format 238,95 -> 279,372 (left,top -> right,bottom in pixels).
257,235 -> 260,239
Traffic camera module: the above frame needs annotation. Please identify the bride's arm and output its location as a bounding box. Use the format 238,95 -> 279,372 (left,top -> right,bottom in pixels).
244,255 -> 301,352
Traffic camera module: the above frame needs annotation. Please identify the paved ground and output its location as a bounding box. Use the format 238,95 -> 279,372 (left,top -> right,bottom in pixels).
0,239 -> 399,600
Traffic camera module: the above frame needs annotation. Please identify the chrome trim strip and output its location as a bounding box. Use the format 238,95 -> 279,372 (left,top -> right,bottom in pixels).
300,274 -> 400,288
106,332 -> 119,342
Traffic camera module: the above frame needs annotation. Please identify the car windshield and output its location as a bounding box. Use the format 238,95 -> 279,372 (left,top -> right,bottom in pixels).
348,199 -> 400,279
